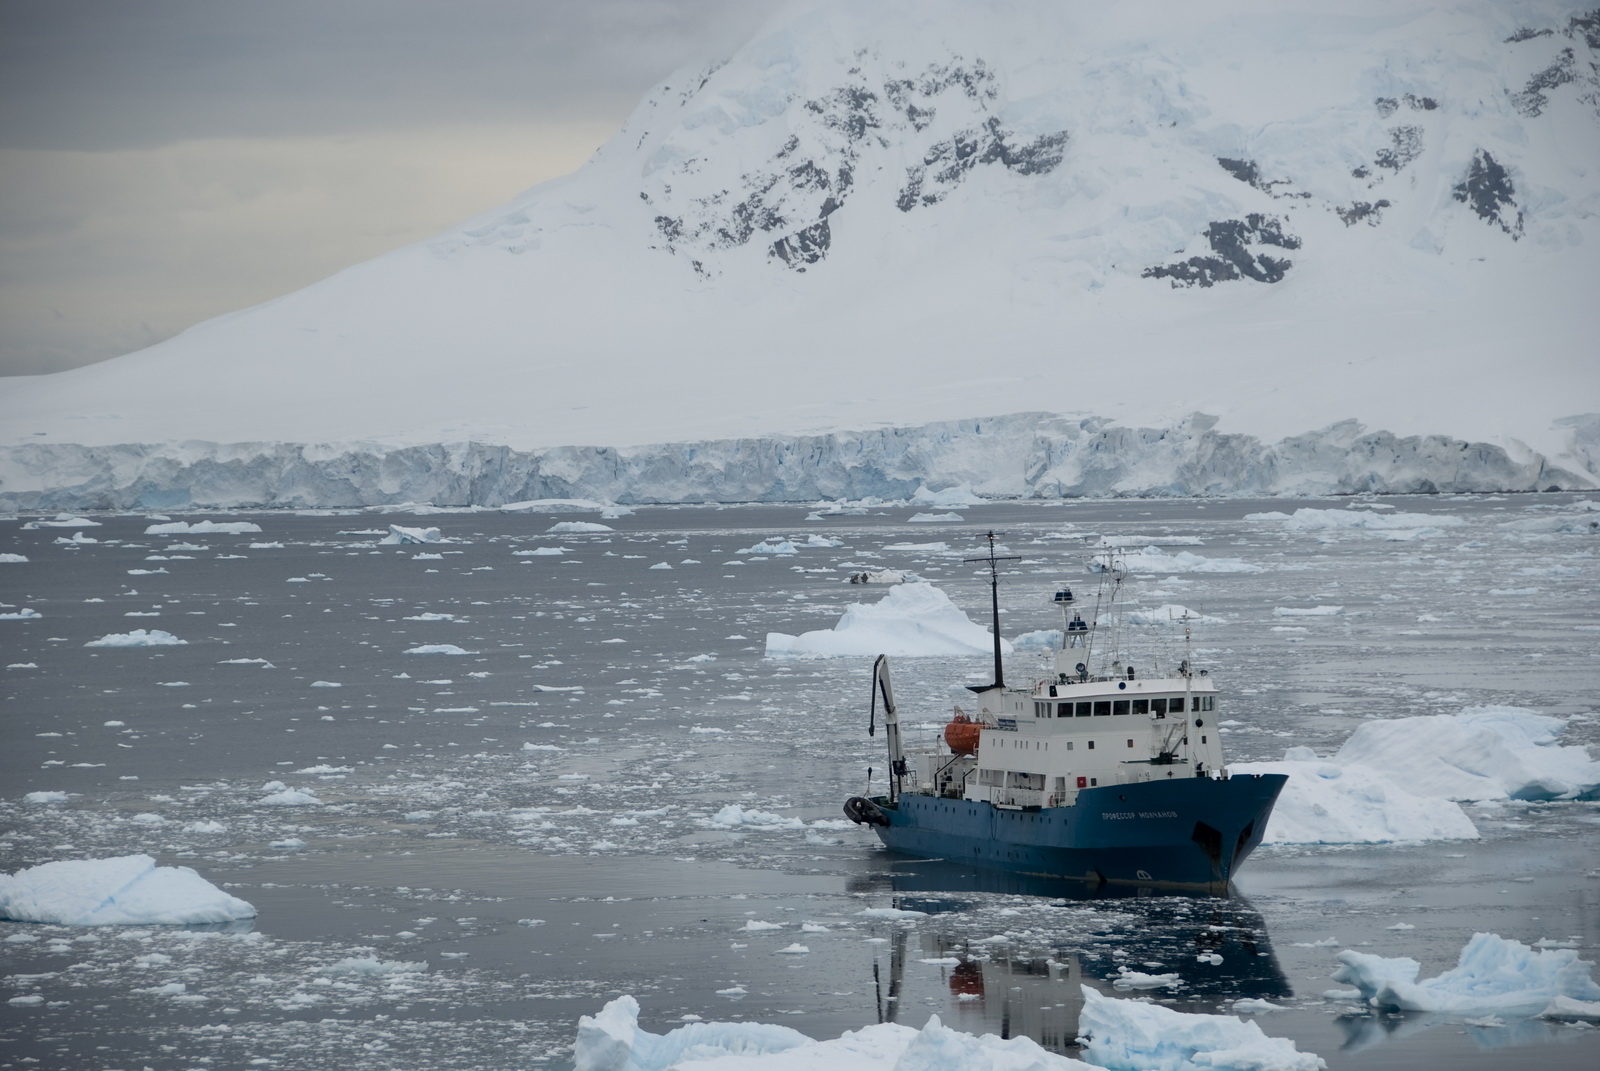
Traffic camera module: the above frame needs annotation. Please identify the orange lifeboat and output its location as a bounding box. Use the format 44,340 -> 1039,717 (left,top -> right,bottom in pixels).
943,714 -> 981,756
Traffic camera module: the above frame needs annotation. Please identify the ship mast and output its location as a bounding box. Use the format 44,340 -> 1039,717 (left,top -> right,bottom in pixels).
964,531 -> 1020,692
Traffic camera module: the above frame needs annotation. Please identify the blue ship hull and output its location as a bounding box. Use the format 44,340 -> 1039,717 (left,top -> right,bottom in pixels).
863,773 -> 1286,893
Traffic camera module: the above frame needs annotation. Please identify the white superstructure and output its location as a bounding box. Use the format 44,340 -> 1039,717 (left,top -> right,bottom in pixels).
895,547 -> 1228,811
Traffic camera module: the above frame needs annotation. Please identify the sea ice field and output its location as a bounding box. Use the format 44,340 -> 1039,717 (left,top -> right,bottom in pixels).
1,495 -> 1597,1070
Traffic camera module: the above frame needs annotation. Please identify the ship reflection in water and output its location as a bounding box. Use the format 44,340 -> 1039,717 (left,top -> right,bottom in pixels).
850,859 -> 1290,1055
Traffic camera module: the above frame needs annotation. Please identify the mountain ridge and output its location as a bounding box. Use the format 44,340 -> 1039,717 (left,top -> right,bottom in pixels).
2,0 -> 1597,505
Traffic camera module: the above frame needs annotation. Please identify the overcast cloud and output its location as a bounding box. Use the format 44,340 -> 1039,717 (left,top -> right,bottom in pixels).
0,0 -> 784,375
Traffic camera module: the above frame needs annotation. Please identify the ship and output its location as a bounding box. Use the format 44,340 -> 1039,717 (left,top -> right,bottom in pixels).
843,532 -> 1286,893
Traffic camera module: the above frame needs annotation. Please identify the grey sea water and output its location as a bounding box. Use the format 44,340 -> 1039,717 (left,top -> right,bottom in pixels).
1,496 -> 1597,1070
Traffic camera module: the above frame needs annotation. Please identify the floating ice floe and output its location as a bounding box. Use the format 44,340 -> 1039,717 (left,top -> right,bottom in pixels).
144,520 -> 262,535
912,484 -> 984,508
548,521 -> 614,534
571,994 -> 1091,1071
1246,508 -> 1464,540
0,854 -> 256,926
1272,605 -> 1343,617
1331,706 -> 1600,801
0,553 -> 28,562
378,524 -> 446,544
404,644 -> 473,655
85,629 -> 187,647
1332,932 -> 1600,1017
514,547 -> 566,556
845,569 -> 916,584
740,538 -> 799,555
323,956 -> 427,976
1078,987 -> 1324,1071
1234,741 -> 1478,846
0,607 -> 41,620
23,791 -> 67,804
1539,996 -> 1600,1021
703,804 -> 805,830
55,531 -> 98,544
908,511 -> 963,522
255,782 -> 321,806
1125,604 -> 1226,626
498,497 -> 611,513
766,582 -> 1011,659
1235,707 -> 1600,844
1101,546 -> 1264,575
22,514 -> 101,528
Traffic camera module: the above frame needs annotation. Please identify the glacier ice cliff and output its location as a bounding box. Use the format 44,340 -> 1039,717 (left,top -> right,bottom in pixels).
0,412 -> 1590,511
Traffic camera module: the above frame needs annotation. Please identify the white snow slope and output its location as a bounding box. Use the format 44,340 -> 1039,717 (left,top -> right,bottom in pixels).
2,0 -> 1597,509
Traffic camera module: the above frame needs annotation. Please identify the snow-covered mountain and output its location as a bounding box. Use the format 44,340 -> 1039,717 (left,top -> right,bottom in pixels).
3,0 -> 1598,508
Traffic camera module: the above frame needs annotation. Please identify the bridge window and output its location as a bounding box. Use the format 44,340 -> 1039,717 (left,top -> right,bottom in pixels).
1151,698 -> 1167,715
1201,695 -> 1215,712
1132,698 -> 1148,715
1057,702 -> 1071,717
1075,702 -> 1091,717
1093,701 -> 1111,716
1112,700 -> 1130,716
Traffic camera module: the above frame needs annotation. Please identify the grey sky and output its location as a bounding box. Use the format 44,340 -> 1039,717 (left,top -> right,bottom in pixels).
0,0 -> 785,375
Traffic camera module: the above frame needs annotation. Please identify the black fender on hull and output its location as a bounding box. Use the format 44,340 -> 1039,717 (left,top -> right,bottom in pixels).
844,795 -> 891,827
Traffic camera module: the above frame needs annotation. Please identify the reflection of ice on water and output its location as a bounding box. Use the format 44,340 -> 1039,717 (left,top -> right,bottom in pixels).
855,860 -> 1290,1054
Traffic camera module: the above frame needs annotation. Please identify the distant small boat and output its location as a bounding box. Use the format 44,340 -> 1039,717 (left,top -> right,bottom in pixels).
844,533 -> 1285,893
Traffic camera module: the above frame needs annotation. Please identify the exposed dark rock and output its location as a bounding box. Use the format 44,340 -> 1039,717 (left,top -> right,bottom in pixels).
654,215 -> 684,242
1570,9 -> 1600,49
1374,126 -> 1424,172
1452,149 -> 1523,238
1375,96 -> 1399,118
1404,93 -> 1439,110
1512,47 -> 1577,116
897,117 -> 1068,210
1215,157 -> 1309,198
1142,214 -> 1301,287
1217,157 -> 1261,186
1351,166 -> 1371,179
1506,26 -> 1554,43
1337,199 -> 1391,226
770,218 -> 832,268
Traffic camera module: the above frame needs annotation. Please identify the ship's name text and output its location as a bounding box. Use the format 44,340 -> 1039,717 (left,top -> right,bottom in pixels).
1100,810 -> 1179,820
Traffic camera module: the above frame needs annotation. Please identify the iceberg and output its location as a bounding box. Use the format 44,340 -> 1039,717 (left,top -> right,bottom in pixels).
377,524 -> 445,544
84,629 -> 187,647
1077,987 -> 1324,1071
765,583 -> 1012,659
1232,707 -> 1600,844
570,994 -> 1092,1071
548,521 -> 614,534
1330,707 -> 1600,801
1332,933 -> 1600,1016
1108,547 -> 1264,575
1231,752 -> 1479,845
0,854 -> 256,926
144,520 -> 262,535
